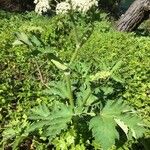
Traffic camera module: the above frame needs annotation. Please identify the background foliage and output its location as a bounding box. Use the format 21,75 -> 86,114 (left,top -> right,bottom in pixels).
0,8 -> 150,150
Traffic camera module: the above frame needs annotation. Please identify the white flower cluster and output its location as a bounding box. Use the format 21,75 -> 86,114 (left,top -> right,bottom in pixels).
56,0 -> 98,14
34,0 -> 50,15
69,0 -> 98,13
56,2 -> 71,15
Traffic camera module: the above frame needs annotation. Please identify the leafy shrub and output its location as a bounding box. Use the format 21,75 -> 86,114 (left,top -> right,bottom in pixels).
139,20 -> 150,35
0,10 -> 150,149
78,26 -> 150,117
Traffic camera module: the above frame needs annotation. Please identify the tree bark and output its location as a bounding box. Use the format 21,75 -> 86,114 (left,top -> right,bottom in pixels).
0,0 -> 34,12
117,0 -> 150,32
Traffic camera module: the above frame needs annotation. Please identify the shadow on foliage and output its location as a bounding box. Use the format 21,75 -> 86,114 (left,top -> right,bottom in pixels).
131,137 -> 150,150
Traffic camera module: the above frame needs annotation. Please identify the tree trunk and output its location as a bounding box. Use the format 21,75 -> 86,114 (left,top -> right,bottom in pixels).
117,0 -> 150,32
0,0 -> 34,12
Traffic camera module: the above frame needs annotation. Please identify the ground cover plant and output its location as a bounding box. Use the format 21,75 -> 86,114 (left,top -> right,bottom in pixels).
0,4 -> 150,150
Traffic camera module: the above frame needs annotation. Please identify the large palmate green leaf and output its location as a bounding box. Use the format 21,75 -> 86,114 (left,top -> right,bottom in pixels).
89,115 -> 119,150
43,104 -> 73,140
106,101 -> 146,140
89,100 -> 146,150
29,103 -> 50,120
76,83 -> 96,107
27,103 -> 73,140
43,81 -> 70,99
100,100 -> 130,116
117,114 -> 146,140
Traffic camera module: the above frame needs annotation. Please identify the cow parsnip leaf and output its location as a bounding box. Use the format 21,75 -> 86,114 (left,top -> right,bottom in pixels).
89,100 -> 146,150
2,128 -> 17,141
43,104 -> 73,140
27,103 -> 73,140
118,114 -> 146,140
103,101 -> 146,139
44,81 -> 69,99
29,103 -> 50,120
89,116 -> 119,150
76,83 -> 97,107
26,120 -> 50,133
101,100 -> 130,117
114,118 -> 128,137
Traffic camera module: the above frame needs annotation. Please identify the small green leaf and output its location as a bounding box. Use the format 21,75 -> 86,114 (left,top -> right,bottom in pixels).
51,59 -> 68,71
101,86 -> 114,95
111,74 -> 124,83
90,71 -> 111,81
13,40 -> 23,46
110,60 -> 122,74
76,83 -> 97,108
15,32 -> 32,46
30,35 -> 41,46
2,128 -> 17,140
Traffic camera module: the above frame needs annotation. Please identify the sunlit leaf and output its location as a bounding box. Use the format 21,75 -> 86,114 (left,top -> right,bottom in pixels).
51,59 -> 68,71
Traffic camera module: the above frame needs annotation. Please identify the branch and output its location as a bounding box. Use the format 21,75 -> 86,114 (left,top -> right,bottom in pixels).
35,60 -> 49,88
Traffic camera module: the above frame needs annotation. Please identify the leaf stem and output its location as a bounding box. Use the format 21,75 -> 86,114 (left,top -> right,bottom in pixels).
69,44 -> 80,65
65,72 -> 74,109
35,59 -> 49,88
69,13 -> 81,65
81,91 -> 91,108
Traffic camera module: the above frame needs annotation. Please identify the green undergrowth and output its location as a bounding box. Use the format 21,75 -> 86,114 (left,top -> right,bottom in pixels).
0,10 -> 150,149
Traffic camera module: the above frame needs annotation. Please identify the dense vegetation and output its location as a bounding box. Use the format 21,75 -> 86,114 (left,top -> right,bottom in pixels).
0,3 -> 150,150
